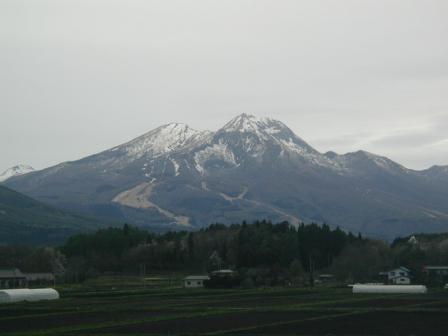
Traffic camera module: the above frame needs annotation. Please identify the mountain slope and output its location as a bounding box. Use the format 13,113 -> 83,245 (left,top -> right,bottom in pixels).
0,185 -> 113,244
4,114 -> 448,239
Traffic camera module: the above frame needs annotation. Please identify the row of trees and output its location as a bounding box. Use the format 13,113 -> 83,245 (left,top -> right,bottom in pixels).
59,221 -> 363,283
0,245 -> 65,274
3,221 -> 448,285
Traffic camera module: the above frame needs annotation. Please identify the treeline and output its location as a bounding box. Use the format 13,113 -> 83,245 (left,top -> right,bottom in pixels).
59,221 -> 363,283
0,245 -> 65,274
3,221 -> 448,285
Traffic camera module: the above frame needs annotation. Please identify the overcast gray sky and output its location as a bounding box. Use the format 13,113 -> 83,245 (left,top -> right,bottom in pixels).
1,0 -> 447,172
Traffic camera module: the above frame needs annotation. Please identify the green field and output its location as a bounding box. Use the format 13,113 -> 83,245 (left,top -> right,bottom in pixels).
2,282 -> 448,335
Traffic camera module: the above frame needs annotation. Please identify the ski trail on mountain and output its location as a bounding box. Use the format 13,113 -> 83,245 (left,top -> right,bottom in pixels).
112,182 -> 190,226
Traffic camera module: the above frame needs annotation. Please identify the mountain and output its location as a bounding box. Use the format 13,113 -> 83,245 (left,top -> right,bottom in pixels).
0,185 -> 113,244
4,114 -> 448,239
0,164 -> 34,182
420,165 -> 448,181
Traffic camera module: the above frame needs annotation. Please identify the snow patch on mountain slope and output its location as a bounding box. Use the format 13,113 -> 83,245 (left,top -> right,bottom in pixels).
114,123 -> 212,160
170,158 -> 180,176
277,138 -> 343,169
194,142 -> 238,174
0,165 -> 35,182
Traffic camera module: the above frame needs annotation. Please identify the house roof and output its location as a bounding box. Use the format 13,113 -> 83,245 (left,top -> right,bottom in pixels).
318,274 -> 335,278
424,266 -> 448,270
184,275 -> 210,281
389,267 -> 410,273
211,269 -> 236,274
25,273 -> 55,281
0,268 -> 26,279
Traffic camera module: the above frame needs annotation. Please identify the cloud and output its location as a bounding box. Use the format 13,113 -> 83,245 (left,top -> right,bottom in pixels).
0,1 -> 447,171
310,114 -> 448,169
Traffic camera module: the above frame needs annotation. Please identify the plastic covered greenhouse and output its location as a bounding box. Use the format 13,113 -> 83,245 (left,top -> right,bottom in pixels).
352,284 -> 427,294
0,288 -> 59,303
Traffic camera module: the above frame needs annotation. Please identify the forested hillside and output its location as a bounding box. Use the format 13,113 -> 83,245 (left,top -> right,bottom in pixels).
0,185 -> 112,244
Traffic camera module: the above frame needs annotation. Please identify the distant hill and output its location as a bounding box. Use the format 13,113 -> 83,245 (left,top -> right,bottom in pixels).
5,114 -> 448,239
0,185 -> 114,245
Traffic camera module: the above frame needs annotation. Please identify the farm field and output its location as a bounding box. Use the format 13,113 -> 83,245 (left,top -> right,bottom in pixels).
1,285 -> 448,335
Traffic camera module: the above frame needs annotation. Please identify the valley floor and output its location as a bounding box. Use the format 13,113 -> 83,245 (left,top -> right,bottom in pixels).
1,282 -> 448,335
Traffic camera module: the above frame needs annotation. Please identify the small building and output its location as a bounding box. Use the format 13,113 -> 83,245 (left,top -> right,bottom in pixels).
184,275 -> 210,288
143,277 -> 172,288
380,267 -> 411,285
318,274 -> 335,283
0,268 -> 27,289
210,269 -> 238,277
422,266 -> 448,285
206,269 -> 240,288
25,273 -> 55,286
408,235 -> 419,245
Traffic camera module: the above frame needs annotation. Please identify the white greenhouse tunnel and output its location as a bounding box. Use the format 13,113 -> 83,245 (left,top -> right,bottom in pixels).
0,288 -> 59,304
352,284 -> 427,294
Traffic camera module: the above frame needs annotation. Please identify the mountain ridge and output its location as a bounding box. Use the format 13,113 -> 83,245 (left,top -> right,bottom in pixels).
3,114 -> 448,239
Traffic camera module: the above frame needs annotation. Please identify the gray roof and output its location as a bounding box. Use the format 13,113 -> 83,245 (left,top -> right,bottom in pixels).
211,269 -> 236,274
184,275 -> 210,281
25,273 -> 55,281
0,268 -> 26,279
424,266 -> 448,270
388,267 -> 410,273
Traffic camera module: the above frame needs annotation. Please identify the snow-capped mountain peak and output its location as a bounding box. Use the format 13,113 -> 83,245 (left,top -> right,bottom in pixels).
191,113 -> 339,170
220,113 -> 269,133
0,164 -> 35,182
219,113 -> 293,137
218,114 -> 318,155
334,150 -> 408,174
113,123 -> 212,160
220,114 -> 293,140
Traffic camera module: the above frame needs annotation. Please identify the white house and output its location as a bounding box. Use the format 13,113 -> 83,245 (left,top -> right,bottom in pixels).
183,275 -> 210,288
381,266 -> 411,285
